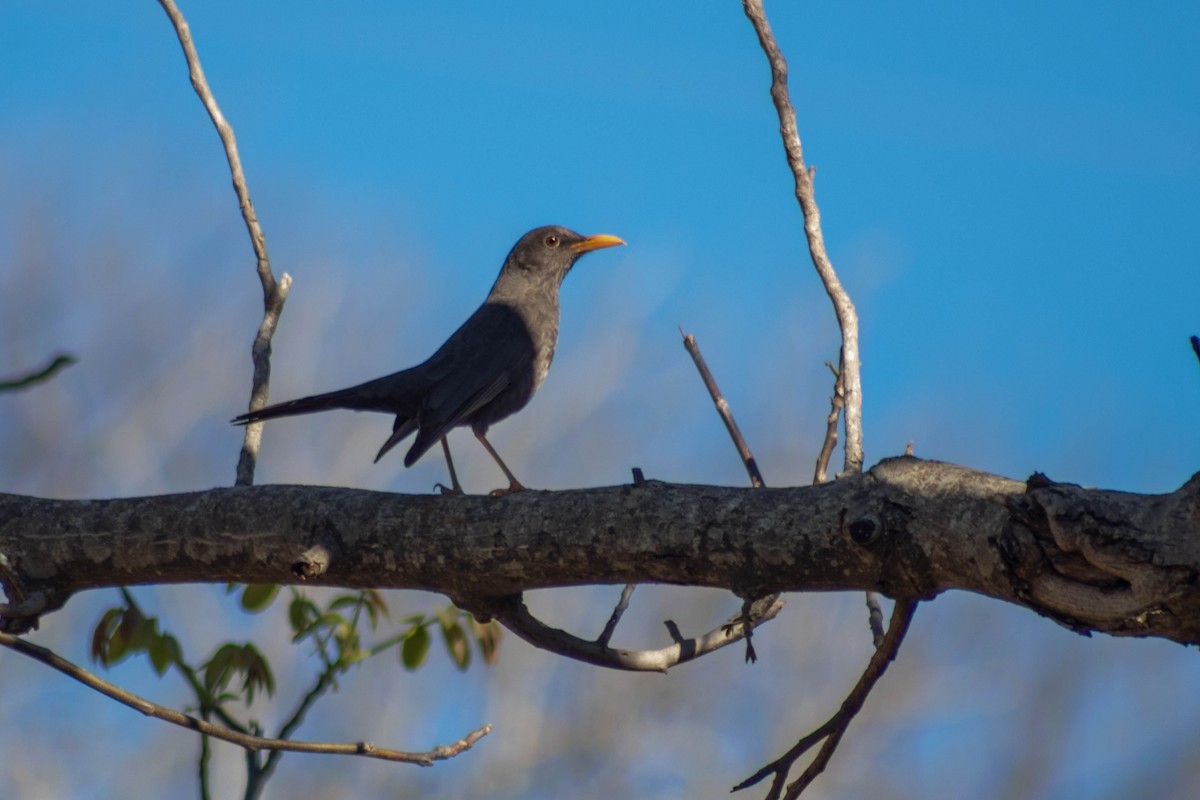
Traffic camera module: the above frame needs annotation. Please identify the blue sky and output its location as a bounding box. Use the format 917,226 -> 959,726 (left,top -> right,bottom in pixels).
2,2 -> 1198,798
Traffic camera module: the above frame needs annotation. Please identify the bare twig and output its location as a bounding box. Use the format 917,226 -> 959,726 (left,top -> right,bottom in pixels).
597,584 -> 637,648
155,0 -> 291,487
864,592 -> 885,648
475,593 -> 785,673
741,0 -> 863,476
0,631 -> 489,765
680,328 -> 766,488
0,354 -> 77,393
733,598 -> 918,798
813,361 -> 843,485
679,330 -> 779,662
248,655 -> 342,798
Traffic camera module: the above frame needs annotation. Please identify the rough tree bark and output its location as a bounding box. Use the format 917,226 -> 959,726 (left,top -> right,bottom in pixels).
3,457 -> 1197,644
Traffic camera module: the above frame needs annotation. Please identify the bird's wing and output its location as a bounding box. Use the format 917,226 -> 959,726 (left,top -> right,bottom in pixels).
402,303 -> 535,466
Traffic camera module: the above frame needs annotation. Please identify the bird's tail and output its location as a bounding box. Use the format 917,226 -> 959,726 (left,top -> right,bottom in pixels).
232,388 -> 372,426
231,372 -> 420,426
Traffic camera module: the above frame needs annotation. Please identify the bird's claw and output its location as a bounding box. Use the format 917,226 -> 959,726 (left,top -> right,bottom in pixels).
434,482 -> 464,496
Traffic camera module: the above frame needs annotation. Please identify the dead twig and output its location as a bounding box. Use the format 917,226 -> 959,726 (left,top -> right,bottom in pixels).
475,593 -> 785,673
0,354 -> 77,393
733,598 -> 918,798
864,591 -> 886,649
681,328 -> 766,488
597,584 -> 637,648
813,361 -> 843,485
0,631 -> 489,765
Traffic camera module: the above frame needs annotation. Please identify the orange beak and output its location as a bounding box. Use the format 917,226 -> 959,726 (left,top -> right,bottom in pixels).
569,233 -> 627,254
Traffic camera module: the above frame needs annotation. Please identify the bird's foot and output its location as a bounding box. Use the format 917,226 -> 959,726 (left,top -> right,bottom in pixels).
434,482 -> 464,496
488,481 -> 526,498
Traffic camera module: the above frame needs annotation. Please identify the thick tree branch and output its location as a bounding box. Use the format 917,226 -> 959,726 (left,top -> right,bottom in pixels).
0,631 -> 489,766
2,458 -> 1198,642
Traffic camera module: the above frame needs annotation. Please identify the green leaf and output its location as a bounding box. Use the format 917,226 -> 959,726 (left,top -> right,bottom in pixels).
106,606 -> 144,664
363,589 -> 390,625
202,643 -> 276,705
91,607 -> 123,664
240,644 -> 275,704
204,643 -> 239,692
328,594 -> 362,613
239,584 -> 280,612
147,634 -> 175,676
333,623 -> 362,667
440,615 -> 471,671
401,625 -> 431,670
288,594 -> 318,634
469,617 -> 503,666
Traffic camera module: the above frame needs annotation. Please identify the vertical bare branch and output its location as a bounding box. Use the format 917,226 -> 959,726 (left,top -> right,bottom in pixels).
156,0 -> 292,486
741,0 -> 863,476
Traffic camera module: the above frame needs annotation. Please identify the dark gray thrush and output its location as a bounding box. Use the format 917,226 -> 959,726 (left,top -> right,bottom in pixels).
232,225 -> 626,494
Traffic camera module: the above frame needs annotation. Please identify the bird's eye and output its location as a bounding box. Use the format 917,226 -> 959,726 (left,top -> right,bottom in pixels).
544,234 -> 560,248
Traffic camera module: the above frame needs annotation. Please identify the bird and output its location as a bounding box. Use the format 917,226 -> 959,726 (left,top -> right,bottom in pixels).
232,225 -> 626,495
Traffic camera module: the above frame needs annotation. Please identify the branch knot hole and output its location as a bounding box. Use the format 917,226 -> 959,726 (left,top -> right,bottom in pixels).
848,514 -> 883,546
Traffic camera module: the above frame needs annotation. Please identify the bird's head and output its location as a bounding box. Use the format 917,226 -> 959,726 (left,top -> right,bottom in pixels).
505,225 -> 626,284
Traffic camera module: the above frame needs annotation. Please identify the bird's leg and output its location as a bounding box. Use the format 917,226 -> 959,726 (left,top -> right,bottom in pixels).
434,437 -> 464,495
474,430 -> 526,496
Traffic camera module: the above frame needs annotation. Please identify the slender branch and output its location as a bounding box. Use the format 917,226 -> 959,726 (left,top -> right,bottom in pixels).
155,0 -> 291,487
597,583 -> 637,648
741,0 -> 863,476
680,327 -> 775,660
680,328 -> 766,488
118,589 -> 247,732
249,660 -> 339,799
0,631 -> 489,765
864,592 -> 885,649
733,598 -> 918,798
813,362 -> 843,485
0,354 -> 77,393
475,593 -> 785,673
199,725 -> 213,800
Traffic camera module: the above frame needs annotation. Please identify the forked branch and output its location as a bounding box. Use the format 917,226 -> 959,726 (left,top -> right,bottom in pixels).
155,0 -> 291,487
468,593 -> 786,673
741,0 -> 863,476
734,599 -> 919,798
